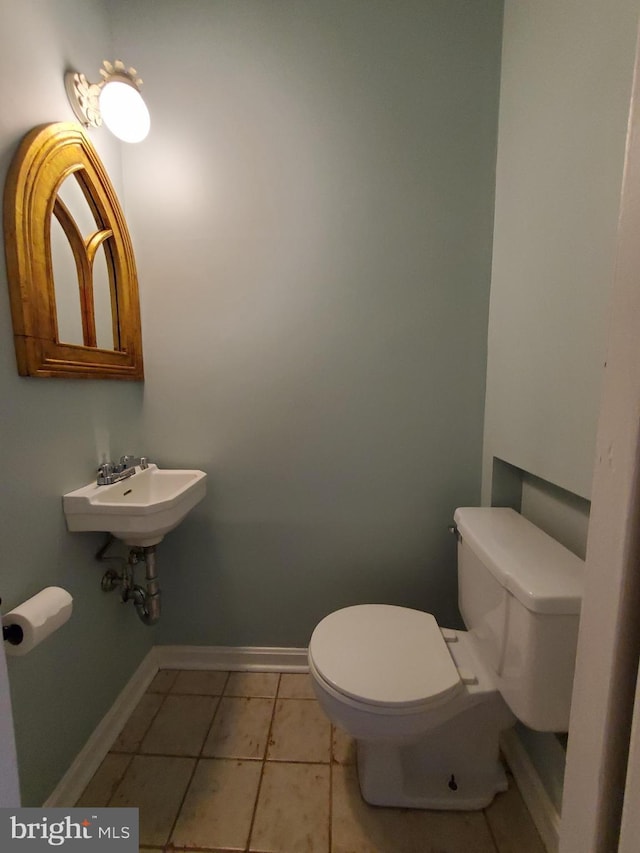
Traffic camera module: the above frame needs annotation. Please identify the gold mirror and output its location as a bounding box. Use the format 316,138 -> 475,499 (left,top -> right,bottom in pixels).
3,122 -> 143,379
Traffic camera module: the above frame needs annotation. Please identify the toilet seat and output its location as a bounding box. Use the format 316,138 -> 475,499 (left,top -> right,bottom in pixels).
309,604 -> 462,710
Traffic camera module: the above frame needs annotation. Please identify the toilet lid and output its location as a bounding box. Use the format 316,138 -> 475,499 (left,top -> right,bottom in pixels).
309,605 -> 462,708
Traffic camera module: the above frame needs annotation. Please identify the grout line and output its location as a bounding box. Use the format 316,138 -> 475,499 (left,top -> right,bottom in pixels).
269,696 -> 317,701
245,672 -> 282,852
137,690 -> 168,747
151,669 -> 180,693
158,689 -> 230,697
162,671 -> 231,848
154,748 -> 196,848
197,671 -> 230,750
105,690 -> 168,767
264,756 -> 332,766
83,681 -> 171,808
483,805 -> 502,853
98,753 -> 134,809
108,750 -> 331,765
139,846 -> 222,852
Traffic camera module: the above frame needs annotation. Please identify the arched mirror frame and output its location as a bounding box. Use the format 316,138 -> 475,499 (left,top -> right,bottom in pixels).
3,122 -> 143,379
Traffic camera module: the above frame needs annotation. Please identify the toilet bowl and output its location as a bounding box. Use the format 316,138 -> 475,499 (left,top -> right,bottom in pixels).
308,507 -> 584,810
309,604 -> 515,809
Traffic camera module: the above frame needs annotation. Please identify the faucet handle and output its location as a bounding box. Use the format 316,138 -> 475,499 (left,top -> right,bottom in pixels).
119,454 -> 150,470
97,462 -> 115,485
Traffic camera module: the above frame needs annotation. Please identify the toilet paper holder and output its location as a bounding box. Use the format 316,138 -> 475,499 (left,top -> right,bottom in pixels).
0,599 -> 24,647
2,623 -> 23,647
1,587 -> 74,655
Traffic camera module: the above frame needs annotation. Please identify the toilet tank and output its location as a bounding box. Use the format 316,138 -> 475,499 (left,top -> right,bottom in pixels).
453,507 -> 583,732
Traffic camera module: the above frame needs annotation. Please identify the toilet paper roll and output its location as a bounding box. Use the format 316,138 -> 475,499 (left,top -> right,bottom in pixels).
2,587 -> 73,656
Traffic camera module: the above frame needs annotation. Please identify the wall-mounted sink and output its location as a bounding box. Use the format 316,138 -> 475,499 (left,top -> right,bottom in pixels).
63,464 -> 207,546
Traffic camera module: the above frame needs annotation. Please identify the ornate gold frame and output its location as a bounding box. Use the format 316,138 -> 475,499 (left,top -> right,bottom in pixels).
3,122 -> 144,379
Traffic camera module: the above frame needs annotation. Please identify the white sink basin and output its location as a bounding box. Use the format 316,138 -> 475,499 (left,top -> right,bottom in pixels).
63,464 -> 207,546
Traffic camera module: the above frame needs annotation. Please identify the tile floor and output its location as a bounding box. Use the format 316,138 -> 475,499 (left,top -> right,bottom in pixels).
76,669 -> 546,852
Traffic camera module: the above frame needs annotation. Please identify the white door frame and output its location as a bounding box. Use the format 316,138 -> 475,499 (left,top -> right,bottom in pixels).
618,667 -> 640,851
560,20 -> 640,853
0,639 -> 20,807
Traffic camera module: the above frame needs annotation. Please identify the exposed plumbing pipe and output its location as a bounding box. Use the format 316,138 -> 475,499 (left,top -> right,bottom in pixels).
129,546 -> 161,626
96,536 -> 161,625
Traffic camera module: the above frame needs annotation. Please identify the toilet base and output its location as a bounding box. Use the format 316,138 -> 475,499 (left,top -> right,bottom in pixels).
356,695 -> 513,810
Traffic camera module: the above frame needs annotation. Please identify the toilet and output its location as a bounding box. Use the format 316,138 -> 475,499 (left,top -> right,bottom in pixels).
308,507 -> 583,810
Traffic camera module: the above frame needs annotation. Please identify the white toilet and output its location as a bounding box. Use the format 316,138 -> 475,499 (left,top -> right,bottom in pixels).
308,507 -> 583,810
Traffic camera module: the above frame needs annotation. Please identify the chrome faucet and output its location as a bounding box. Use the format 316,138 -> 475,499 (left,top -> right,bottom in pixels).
97,455 -> 149,485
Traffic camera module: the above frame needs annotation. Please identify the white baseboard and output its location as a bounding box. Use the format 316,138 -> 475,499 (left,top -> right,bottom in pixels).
44,647 -> 160,808
154,644 -> 309,672
501,728 -> 561,853
44,645 -> 308,806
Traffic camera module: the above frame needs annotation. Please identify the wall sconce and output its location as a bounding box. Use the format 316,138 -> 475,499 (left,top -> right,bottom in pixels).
65,60 -> 150,143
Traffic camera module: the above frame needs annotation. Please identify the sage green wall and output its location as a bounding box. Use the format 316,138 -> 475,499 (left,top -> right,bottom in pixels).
0,0 -> 152,806
483,0 -> 639,503
483,0 -> 639,815
110,0 -> 504,646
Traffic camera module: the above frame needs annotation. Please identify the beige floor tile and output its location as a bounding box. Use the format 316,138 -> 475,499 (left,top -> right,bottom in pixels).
332,726 -> 356,765
268,699 -> 330,763
225,671 -> 280,697
170,669 -> 229,695
484,780 -> 546,853
332,764 -> 498,853
278,673 -> 317,700
171,758 -> 262,850
249,762 -> 330,852
147,669 -> 179,693
112,693 -> 164,753
140,694 -> 219,756
203,696 -> 274,760
109,755 -> 195,847
75,753 -> 132,807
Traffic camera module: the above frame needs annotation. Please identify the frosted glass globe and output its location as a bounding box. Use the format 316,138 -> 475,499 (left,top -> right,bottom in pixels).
99,81 -> 150,143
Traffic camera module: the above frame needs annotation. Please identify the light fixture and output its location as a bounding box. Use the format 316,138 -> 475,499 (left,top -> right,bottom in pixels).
65,60 -> 150,143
